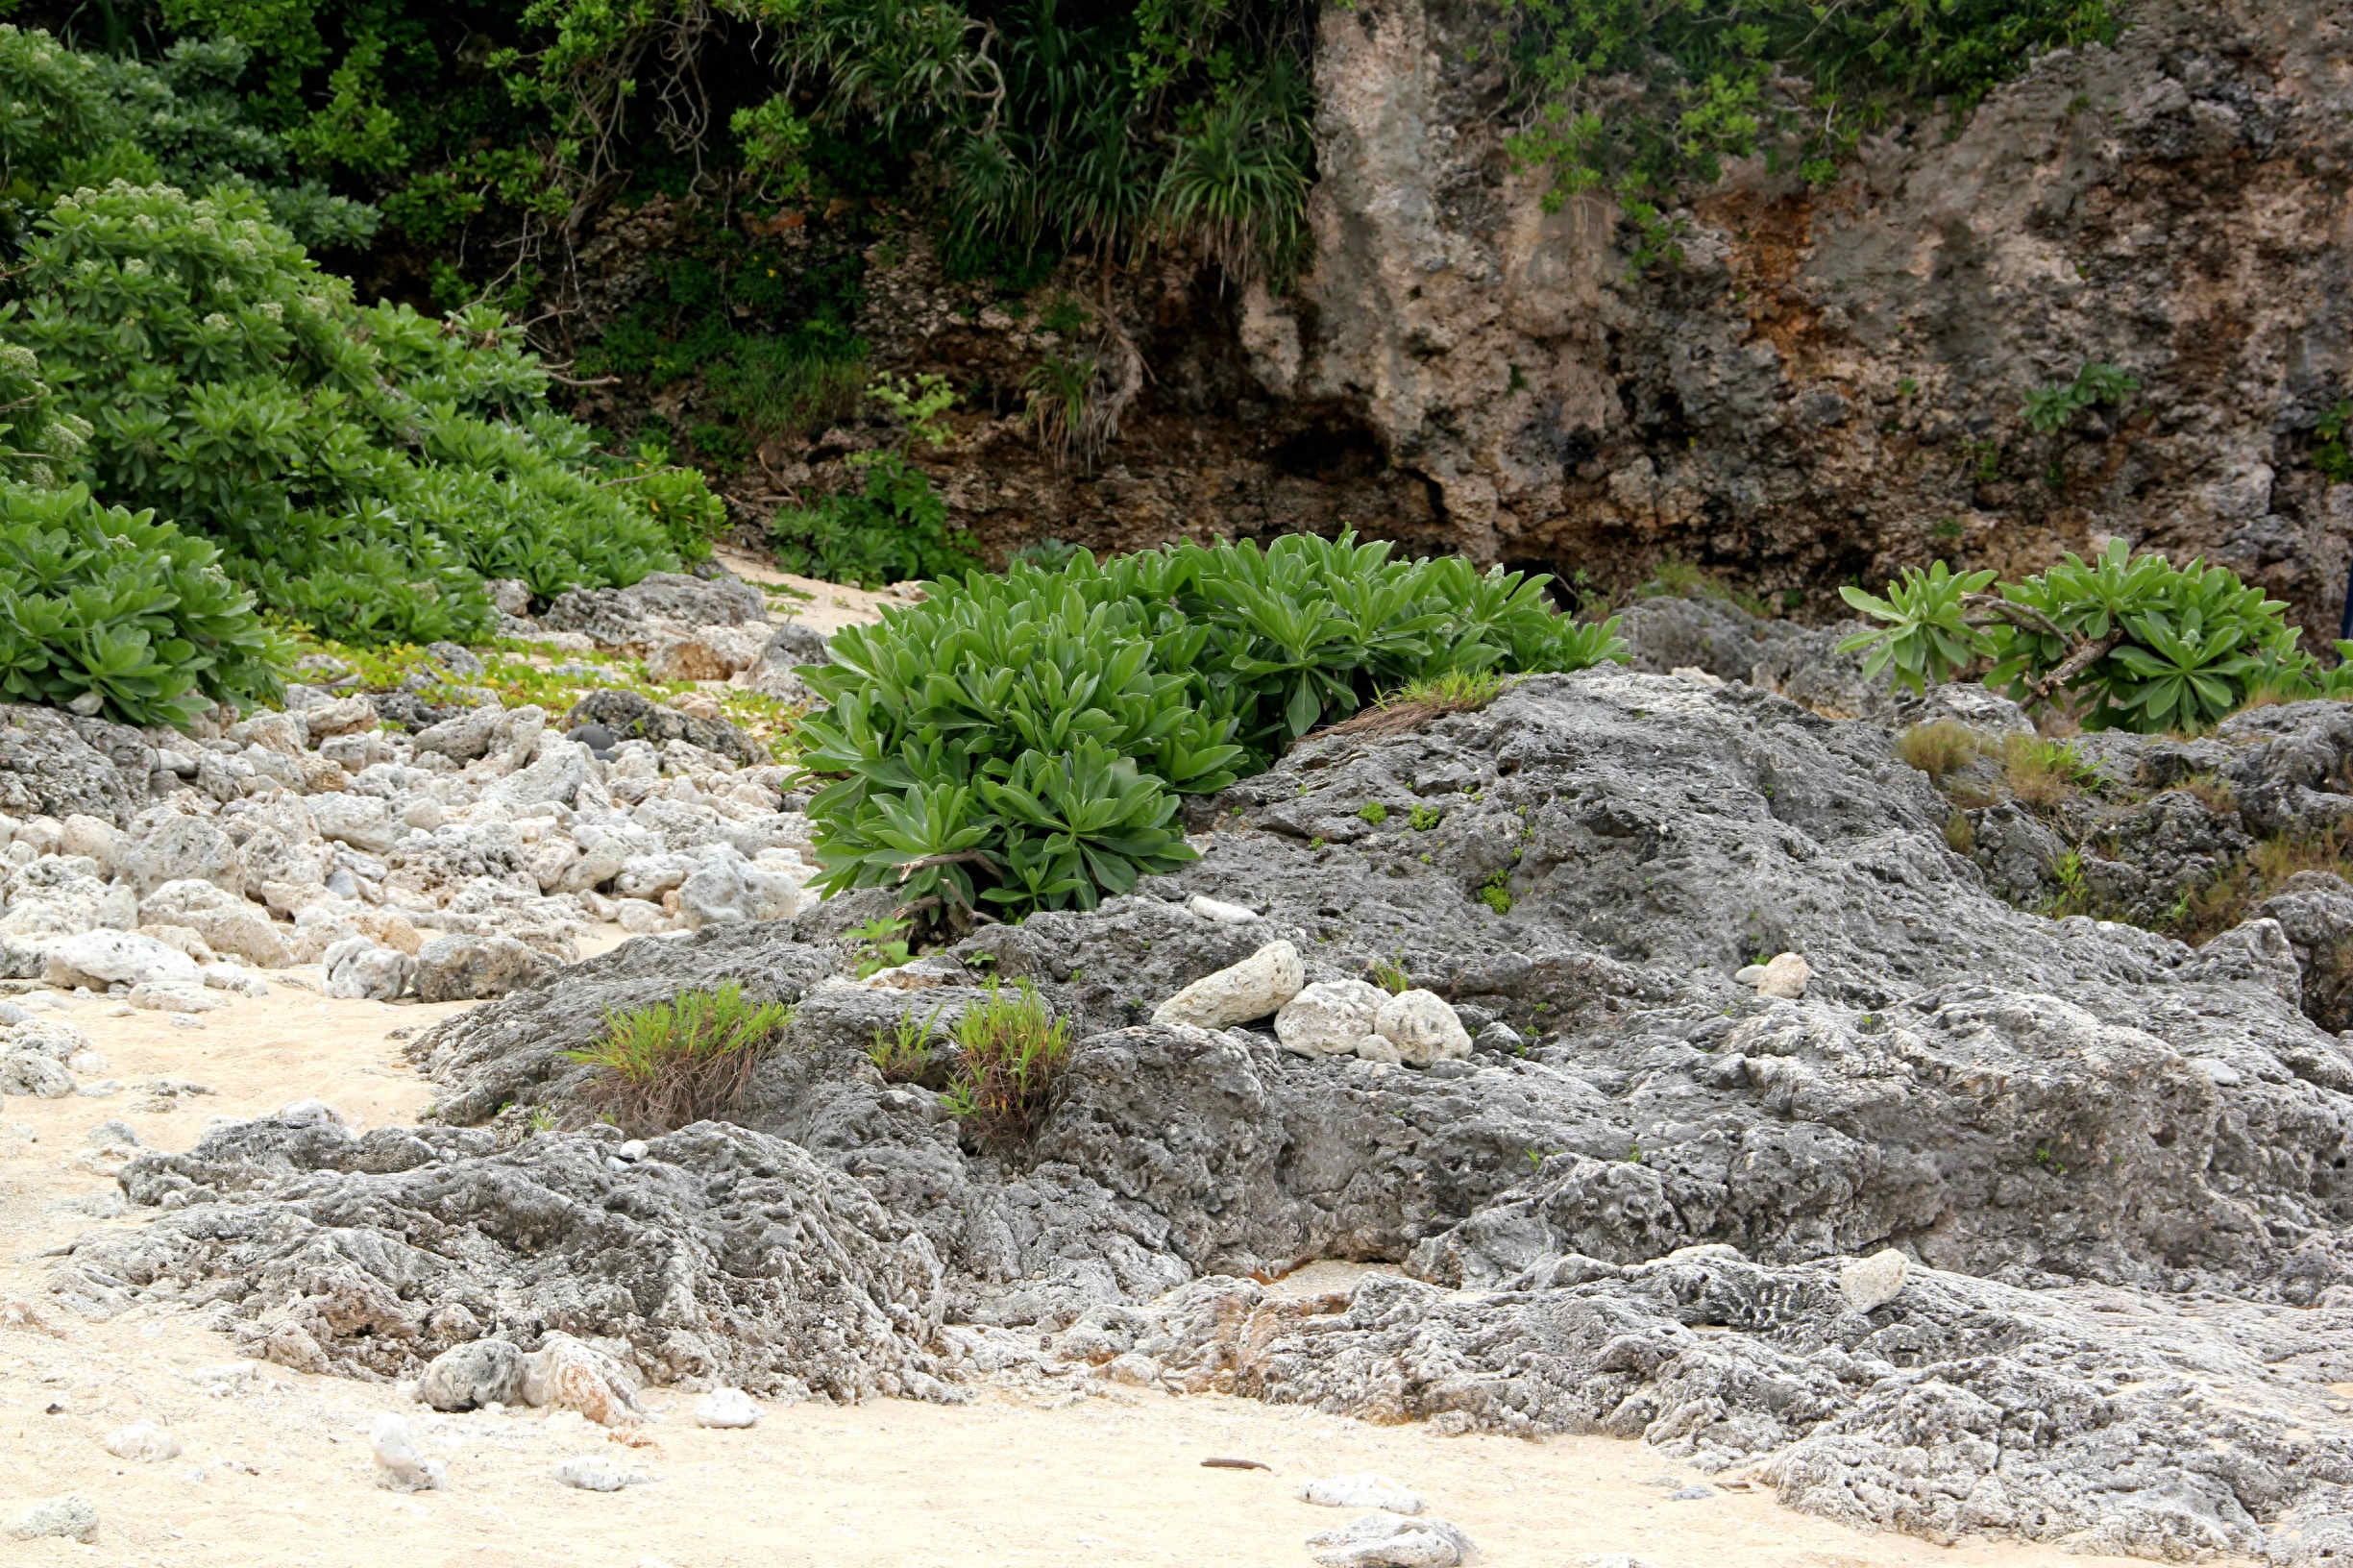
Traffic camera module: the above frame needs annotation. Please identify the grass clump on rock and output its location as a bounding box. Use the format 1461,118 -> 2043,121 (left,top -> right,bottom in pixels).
566,983 -> 793,1135
940,981 -> 1071,1147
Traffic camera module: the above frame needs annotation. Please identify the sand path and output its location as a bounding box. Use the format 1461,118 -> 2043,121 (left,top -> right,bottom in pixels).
0,943 -> 2233,1568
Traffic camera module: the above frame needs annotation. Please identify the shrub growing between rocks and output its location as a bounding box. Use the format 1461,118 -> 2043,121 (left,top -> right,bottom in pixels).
797,533 -> 1626,925
1840,544 -> 2353,732
0,481 -> 283,724
565,982 -> 793,1134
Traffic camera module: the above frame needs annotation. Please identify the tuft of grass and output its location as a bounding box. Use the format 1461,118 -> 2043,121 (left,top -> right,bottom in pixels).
1368,954 -> 1412,994
869,1006 -> 948,1087
2004,734 -> 2099,811
709,337 -> 870,443
1326,670 -> 1508,741
940,981 -> 1072,1147
1945,810 -> 1975,854
1896,721 -> 1987,786
2180,772 -> 2239,818
565,982 -> 794,1135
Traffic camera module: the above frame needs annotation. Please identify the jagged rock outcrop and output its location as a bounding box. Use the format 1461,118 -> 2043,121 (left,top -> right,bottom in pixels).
55,1110 -> 955,1404
50,671 -> 2353,1561
815,0 -> 2353,634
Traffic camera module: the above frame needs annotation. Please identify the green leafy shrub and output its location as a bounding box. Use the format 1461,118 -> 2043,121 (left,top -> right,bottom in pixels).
2022,362 -> 2139,435
769,451 -> 974,589
530,0 -> 1318,284
2,180 -> 723,646
0,27 -> 378,249
1,480 -> 285,724
564,982 -> 794,1134
1840,542 -> 2352,733
797,532 -> 1626,926
0,341 -> 86,486
769,372 -> 975,586
2314,400 -> 2353,484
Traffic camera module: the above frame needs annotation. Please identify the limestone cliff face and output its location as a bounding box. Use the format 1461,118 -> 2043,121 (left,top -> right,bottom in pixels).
856,0 -> 2353,630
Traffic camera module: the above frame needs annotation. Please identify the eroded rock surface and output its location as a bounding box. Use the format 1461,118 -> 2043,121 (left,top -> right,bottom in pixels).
46,671 -> 2353,1562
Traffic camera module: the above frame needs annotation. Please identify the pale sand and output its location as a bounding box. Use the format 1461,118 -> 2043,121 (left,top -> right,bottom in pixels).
0,951 -> 2234,1567
710,547 -> 898,637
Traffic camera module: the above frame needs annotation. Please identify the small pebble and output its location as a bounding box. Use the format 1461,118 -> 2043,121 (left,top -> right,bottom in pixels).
693,1387 -> 760,1429
103,1421 -> 181,1461
552,1454 -> 650,1491
372,1413 -> 448,1492
8,1494 -> 98,1542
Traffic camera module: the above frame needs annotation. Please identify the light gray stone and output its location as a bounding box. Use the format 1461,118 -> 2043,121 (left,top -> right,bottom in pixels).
1840,1250 -> 1911,1313
677,850 -> 805,930
139,880 -> 290,968
122,811 -> 242,896
1299,1474 -> 1425,1513
1756,952 -> 1812,999
44,929 -> 200,989
324,938 -> 416,1002
7,1495 -> 97,1543
1373,989 -> 1472,1066
1187,894 -> 1261,924
551,1454 -> 650,1492
693,1387 -> 761,1429
1151,940 -> 1303,1028
371,1413 -> 448,1492
102,1421 -> 181,1461
309,794 -> 403,853
1307,1512 -> 1474,1568
1275,980 -> 1390,1057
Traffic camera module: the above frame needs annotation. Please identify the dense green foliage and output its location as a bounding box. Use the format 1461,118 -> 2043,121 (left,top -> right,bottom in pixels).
1497,0 -> 2117,257
1840,544 -> 2353,733
524,0 -> 1318,282
767,370 -> 974,586
2,179 -> 723,647
0,480 -> 283,723
0,23 -> 379,248
797,533 -> 1626,924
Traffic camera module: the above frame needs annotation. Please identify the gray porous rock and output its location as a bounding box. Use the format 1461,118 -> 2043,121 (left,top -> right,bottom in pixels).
55,1115 -> 953,1403
0,705 -> 154,826
416,1339 -> 528,1410
561,689 -> 761,768
1305,1511 -> 1475,1568
411,934 -> 554,1003
541,571 -> 765,649
412,922 -> 834,1124
762,622 -> 831,668
47,672 -> 2353,1562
